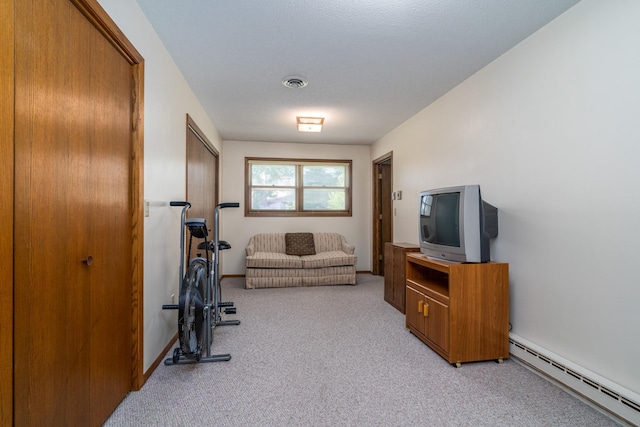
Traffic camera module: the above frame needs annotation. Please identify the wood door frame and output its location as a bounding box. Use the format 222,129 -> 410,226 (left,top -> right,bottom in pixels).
1,1 -> 145,423
372,152 -> 393,275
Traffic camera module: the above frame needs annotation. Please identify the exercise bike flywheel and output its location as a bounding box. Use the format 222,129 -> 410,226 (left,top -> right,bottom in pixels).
178,259 -> 207,358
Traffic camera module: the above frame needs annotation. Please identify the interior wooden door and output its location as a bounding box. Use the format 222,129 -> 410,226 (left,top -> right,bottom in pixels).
372,153 -> 393,275
85,19 -> 134,426
0,0 -> 15,422
379,162 -> 393,273
13,0 -> 135,425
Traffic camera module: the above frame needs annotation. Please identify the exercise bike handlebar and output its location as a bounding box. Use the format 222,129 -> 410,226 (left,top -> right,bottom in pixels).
213,202 -> 240,289
217,202 -> 239,209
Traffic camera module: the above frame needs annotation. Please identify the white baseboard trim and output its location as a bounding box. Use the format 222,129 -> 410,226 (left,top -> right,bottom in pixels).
509,333 -> 640,426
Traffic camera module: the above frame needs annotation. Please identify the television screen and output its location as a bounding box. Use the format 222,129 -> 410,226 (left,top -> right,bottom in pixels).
434,193 -> 460,246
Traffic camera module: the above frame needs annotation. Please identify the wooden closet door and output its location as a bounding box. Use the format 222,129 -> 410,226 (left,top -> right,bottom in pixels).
186,120 -> 218,245
85,15 -> 133,426
203,147 -> 218,231
187,129 -> 206,220
14,0 -> 132,425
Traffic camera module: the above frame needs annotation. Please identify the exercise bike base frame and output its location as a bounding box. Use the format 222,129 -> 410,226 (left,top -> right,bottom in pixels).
163,354 -> 231,365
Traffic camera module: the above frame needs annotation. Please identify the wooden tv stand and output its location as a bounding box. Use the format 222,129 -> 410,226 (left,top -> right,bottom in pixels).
405,253 -> 509,367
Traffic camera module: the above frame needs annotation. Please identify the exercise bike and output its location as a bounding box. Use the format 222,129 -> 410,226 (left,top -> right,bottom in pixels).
162,201 -> 240,365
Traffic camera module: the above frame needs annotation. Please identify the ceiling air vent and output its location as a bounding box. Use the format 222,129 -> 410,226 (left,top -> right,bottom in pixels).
282,76 -> 308,89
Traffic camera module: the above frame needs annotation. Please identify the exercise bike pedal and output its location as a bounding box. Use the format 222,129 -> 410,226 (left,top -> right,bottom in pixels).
218,301 -> 234,308
224,307 -> 236,314
217,319 -> 241,326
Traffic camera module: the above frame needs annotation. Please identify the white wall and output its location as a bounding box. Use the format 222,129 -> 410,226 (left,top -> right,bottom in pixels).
221,141 -> 371,274
98,0 -> 221,372
99,0 -> 640,397
373,0 -> 640,394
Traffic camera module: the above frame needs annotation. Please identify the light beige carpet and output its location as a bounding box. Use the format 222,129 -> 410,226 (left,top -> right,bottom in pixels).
105,274 -> 621,426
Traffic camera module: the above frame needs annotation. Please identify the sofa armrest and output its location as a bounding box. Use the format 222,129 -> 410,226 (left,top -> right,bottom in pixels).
342,243 -> 355,255
246,243 -> 255,257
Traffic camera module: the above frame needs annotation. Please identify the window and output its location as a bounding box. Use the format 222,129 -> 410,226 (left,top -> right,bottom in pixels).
246,158 -> 352,217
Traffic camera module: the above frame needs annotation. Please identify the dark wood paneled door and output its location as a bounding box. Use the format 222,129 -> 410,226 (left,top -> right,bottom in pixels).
372,153 -> 393,275
13,0 -> 135,425
379,162 -> 393,273
186,116 -> 219,253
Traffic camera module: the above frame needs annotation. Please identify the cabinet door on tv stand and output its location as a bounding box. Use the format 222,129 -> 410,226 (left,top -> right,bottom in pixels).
406,285 -> 427,337
424,295 -> 449,355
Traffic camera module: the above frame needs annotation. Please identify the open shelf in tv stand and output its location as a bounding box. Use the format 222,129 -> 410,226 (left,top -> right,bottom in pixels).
405,252 -> 509,367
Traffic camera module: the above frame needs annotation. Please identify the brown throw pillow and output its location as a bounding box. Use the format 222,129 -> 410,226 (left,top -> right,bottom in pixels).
285,233 -> 316,256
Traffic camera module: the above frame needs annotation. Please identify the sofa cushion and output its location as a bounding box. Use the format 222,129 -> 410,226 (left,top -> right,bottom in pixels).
285,232 -> 316,256
301,251 -> 357,269
313,232 -> 348,253
245,234 -> 286,255
245,266 -> 357,289
246,252 -> 303,269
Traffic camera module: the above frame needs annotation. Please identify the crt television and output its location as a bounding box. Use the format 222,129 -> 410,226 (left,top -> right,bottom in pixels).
419,184 -> 498,263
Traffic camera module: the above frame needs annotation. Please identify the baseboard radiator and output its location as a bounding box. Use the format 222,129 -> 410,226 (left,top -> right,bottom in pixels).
509,334 -> 640,426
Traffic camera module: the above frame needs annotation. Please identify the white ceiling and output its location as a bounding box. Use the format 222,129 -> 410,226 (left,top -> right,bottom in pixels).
135,0 -> 580,145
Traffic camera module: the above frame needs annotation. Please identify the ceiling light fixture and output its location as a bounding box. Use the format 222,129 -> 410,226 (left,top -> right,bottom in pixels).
282,76 -> 308,89
297,116 -> 324,132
